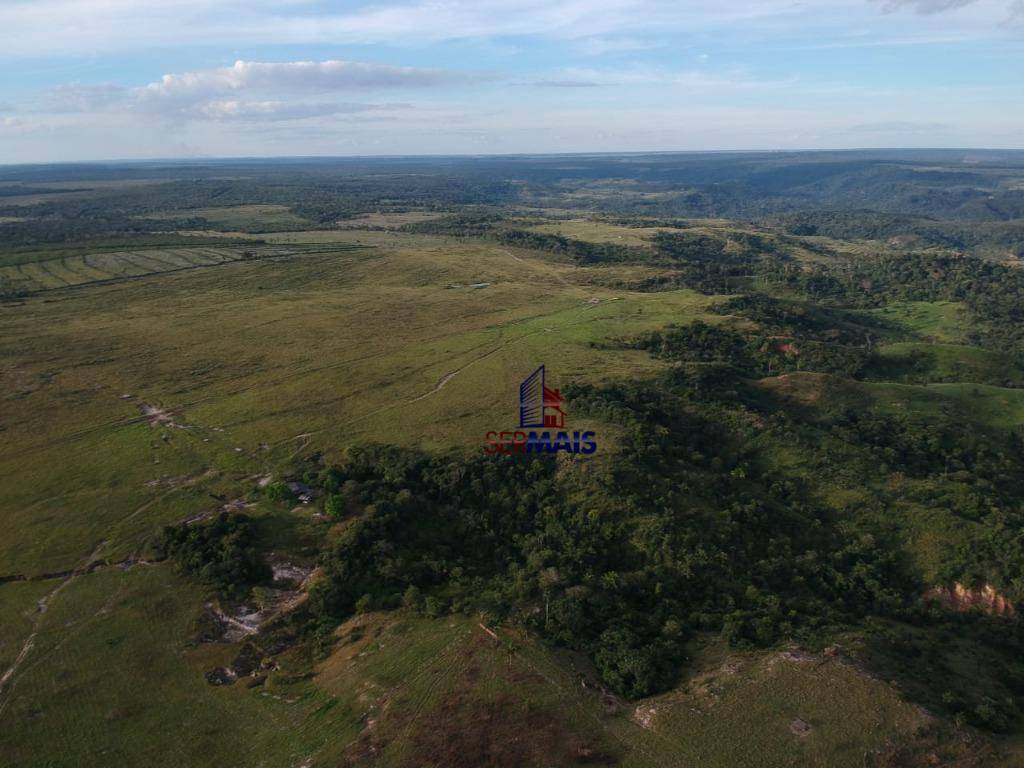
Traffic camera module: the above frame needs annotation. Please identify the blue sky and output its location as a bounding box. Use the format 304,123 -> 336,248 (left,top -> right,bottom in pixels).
0,0 -> 1021,162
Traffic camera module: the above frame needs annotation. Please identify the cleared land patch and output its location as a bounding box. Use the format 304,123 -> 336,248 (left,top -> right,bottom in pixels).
144,204 -> 314,231
864,300 -> 967,344
0,244 -> 331,293
336,211 -> 449,229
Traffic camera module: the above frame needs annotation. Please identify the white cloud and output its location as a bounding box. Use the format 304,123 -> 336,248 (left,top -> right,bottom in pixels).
48,84 -> 129,112
0,116 -> 45,134
139,59 -> 483,102
184,100 -> 406,122
44,59 -> 474,123
0,1 -> 1021,161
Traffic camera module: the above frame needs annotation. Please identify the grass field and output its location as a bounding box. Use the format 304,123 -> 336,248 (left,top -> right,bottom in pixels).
759,370 -> 1024,429
864,341 -> 1024,386
336,211 -> 449,229
0,565 -> 342,768
2,579 -> 956,768
0,244 -> 335,293
864,301 -> 968,344
311,614 -> 950,768
0,232 -> 713,578
144,204 -> 315,232
526,219 -> 675,247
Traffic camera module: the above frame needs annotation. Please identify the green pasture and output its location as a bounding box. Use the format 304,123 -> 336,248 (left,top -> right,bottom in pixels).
0,235 -> 712,576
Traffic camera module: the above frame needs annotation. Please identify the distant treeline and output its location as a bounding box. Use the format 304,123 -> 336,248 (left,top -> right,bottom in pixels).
775,210 -> 1024,257
0,213 -> 211,247
6,154 -> 1024,253
401,215 -> 791,282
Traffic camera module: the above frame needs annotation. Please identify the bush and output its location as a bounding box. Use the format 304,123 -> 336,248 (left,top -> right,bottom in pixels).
264,481 -> 295,503
324,493 -> 346,518
156,513 -> 270,600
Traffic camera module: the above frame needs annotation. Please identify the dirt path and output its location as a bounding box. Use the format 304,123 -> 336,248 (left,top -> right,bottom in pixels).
499,247 -> 573,288
408,371 -> 457,403
0,539 -> 109,715
0,474 -> 189,718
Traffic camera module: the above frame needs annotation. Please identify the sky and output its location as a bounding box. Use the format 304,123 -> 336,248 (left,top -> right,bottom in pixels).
0,0 -> 1022,163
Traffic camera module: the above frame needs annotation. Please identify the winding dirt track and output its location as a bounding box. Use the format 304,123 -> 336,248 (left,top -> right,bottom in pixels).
0,539 -> 109,715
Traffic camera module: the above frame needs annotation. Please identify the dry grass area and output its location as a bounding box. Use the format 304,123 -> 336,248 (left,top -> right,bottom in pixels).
335,211 -> 450,229
0,245 -> 306,292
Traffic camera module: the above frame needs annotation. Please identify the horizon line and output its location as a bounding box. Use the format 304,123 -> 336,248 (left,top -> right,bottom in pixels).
4,146 -> 1024,170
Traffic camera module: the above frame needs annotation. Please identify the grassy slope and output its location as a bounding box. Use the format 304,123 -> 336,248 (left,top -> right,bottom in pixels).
523,217 -> 877,263
0,565 -> 343,768
0,233 -> 712,576
863,301 -> 967,344
313,615 -> 945,768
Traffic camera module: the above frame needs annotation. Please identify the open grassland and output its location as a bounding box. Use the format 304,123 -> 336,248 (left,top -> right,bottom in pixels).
311,614 -> 968,768
0,244 -> 336,293
759,370 -> 1024,429
633,641 -> 943,768
0,565 -> 343,768
0,235 -> 260,269
0,229 -> 729,766
144,204 -> 315,232
0,579 -> 56,673
864,301 -> 968,344
0,233 -> 713,576
336,211 -> 450,229
865,341 -> 1024,386
2,580 -> 958,768
526,219 -> 678,247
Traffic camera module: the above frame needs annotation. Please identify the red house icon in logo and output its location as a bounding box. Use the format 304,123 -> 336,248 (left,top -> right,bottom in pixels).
542,385 -> 566,428
519,365 -> 567,429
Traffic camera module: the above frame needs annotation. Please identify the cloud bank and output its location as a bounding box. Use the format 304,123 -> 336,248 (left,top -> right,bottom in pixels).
48,59 -> 477,122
